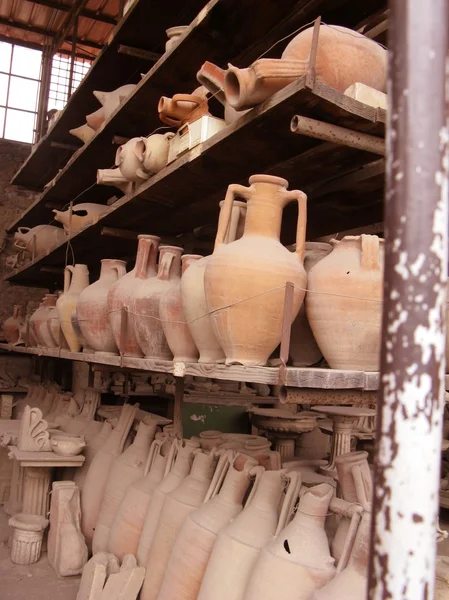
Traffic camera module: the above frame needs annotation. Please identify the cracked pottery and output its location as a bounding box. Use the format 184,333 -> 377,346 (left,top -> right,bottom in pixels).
14,224 -> 66,257
132,245 -> 183,359
224,25 -> 387,111
53,203 -> 108,235
70,124 -> 95,143
86,106 -> 106,130
181,200 -> 247,363
97,168 -> 132,193
158,86 -> 210,127
93,84 -> 136,120
3,304 -> 24,344
133,132 -> 174,178
204,175 -> 307,366
307,235 -> 384,370
108,235 -> 160,357
57,264 -> 90,352
115,137 -> 150,183
77,259 -> 127,354
30,294 -> 58,348
165,26 -> 188,52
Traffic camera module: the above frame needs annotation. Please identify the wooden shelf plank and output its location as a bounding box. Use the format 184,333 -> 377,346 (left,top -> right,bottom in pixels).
9,0 -> 387,232
5,78 -> 385,288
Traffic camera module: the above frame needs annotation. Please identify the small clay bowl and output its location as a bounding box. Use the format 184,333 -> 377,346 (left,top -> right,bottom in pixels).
50,434 -> 85,456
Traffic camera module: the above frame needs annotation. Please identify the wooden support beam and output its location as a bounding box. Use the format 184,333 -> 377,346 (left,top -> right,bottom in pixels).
101,227 -> 139,240
117,44 -> 161,63
26,0 -> 117,25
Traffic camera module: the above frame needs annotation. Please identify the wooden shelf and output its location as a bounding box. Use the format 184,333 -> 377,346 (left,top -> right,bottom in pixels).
10,0 -> 207,192
5,77 -> 385,288
8,0 -> 387,232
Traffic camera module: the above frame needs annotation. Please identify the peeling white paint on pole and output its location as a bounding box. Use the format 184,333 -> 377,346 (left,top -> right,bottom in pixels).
368,1 -> 449,598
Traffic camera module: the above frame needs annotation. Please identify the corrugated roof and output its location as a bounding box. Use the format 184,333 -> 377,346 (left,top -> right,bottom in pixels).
0,0 -> 120,57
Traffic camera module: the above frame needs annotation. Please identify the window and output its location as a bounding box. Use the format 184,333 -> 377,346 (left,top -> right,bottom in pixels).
0,42 -> 41,143
48,54 -> 91,111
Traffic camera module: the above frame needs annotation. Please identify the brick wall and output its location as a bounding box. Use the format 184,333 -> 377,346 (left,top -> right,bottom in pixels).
0,139 -> 48,327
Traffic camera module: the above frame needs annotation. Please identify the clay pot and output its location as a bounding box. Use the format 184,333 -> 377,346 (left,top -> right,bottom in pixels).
57,264 -> 90,352
108,437 -> 171,560
9,513 -> 49,565
108,235 -> 160,357
133,132 -> 174,178
160,254 -> 200,362
290,242 -> 332,366
14,225 -> 66,257
93,84 -> 136,120
181,200 -> 247,363
69,124 -> 95,143
307,235 -> 384,371
93,421 -> 157,553
158,453 -> 258,600
224,25 -> 387,111
165,26 -> 188,52
86,106 -> 105,131
30,294 -> 58,348
136,438 -> 200,567
53,203 -> 108,235
115,137 -> 149,183
50,434 -> 86,456
81,403 -> 137,549
245,483 -> 336,600
77,259 -> 127,354
140,449 -> 222,600
97,168 -> 131,193
199,430 -> 223,450
133,245 -> 183,359
205,175 -> 307,366
158,86 -> 210,128
198,468 -> 300,600
74,421 -> 112,490
3,305 -> 24,344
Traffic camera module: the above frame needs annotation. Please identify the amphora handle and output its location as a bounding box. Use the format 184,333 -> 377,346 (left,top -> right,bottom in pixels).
135,237 -> 158,280
282,190 -> 307,263
214,184 -> 251,250
204,450 -> 232,503
360,234 -> 381,270
111,262 -> 127,280
64,265 -> 75,293
275,470 -> 301,535
144,436 -> 166,477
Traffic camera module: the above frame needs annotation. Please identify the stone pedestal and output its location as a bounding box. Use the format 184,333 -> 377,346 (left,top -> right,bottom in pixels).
22,467 -> 51,516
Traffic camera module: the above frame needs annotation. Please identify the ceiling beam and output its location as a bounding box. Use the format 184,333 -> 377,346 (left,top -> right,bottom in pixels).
52,0 -> 91,52
0,33 -> 94,59
0,17 -> 103,49
25,0 -> 117,25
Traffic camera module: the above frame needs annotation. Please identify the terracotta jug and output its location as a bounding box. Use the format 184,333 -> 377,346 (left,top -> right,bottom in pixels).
133,245 -> 183,359
140,449 -> 223,600
290,242 -> 332,366
314,509 -> 371,600
224,25 -> 387,111
331,451 -> 372,562
160,254 -> 200,362
53,203 -> 108,235
136,438 -> 200,567
198,469 -> 300,600
108,235 -> 160,357
115,137 -> 148,183
77,259 -> 127,354
73,421 -> 113,490
307,235 -> 384,371
57,264 -> 90,352
158,87 -> 209,127
92,421 -> 157,553
86,106 -> 105,130
134,132 -> 174,178
204,175 -> 307,366
245,483 -> 336,600
69,124 -> 95,143
158,453 -> 258,600
108,437 -> 172,560
181,200 -> 247,363
81,403 -> 137,549
47,292 -> 68,349
3,305 -> 24,344
93,84 -> 136,120
14,224 -> 66,257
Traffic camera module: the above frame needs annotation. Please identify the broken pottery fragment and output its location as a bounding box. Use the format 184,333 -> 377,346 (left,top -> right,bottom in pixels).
98,554 -> 145,600
76,552 -> 120,600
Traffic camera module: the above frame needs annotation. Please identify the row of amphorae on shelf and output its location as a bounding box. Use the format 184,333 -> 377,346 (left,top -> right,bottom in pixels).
4,175 -> 386,371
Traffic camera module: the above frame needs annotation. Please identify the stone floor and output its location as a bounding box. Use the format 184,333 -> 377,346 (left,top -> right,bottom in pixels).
0,506 -> 447,599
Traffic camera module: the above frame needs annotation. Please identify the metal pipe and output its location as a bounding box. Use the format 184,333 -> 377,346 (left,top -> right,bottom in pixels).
279,387 -> 378,405
368,0 -> 448,598
290,115 -> 385,155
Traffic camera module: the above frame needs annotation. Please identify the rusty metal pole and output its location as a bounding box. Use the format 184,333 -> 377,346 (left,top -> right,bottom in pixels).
368,0 -> 448,599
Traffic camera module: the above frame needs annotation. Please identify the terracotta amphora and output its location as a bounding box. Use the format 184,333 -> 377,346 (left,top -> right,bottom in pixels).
181,200 -> 247,363
224,25 -> 387,111
61,388 -> 100,435
57,264 -> 90,352
307,235 -> 384,371
108,437 -> 172,560
313,509 -> 371,600
14,224 -> 66,257
3,305 -> 24,344
77,259 -> 127,354
245,483 -> 336,600
108,235 -> 160,357
198,469 -> 300,600
331,451 -> 372,562
158,453 -> 258,600
204,175 -> 307,366
115,137 -> 149,183
53,203 -> 108,235
133,245 -> 183,359
80,403 -> 137,549
69,124 -> 95,144
86,106 -> 105,130
30,294 -> 58,348
92,421 -> 157,553
73,421 -> 113,491
97,168 -> 131,194
289,242 -> 332,366
158,86 -> 209,128
136,438 -> 200,567
140,449 -> 223,600
93,84 -> 136,120
160,254 -> 200,362
134,132 -> 174,178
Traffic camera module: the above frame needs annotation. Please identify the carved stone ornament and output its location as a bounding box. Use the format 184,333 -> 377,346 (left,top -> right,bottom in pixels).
18,405 -> 51,452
